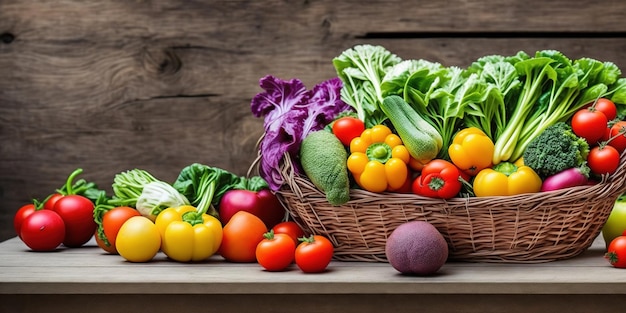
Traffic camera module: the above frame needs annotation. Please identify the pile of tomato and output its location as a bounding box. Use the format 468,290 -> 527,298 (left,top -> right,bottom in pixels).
14,189 -> 96,251
572,98 -> 626,175
14,182 -> 334,273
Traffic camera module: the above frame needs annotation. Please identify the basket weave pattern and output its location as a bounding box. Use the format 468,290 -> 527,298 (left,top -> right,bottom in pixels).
277,153 -> 626,263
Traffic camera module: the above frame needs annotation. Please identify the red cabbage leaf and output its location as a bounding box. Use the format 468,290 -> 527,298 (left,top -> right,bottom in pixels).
251,75 -> 351,190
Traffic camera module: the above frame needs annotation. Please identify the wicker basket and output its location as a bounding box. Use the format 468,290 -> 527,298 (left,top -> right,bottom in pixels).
274,153 -> 626,263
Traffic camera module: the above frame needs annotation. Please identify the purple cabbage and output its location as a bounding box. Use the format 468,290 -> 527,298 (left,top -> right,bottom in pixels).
251,75 -> 352,190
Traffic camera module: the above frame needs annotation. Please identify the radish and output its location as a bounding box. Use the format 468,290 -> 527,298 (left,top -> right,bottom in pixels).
541,165 -> 590,192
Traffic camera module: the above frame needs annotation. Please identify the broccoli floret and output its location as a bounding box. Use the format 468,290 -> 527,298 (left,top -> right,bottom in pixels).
522,122 -> 589,178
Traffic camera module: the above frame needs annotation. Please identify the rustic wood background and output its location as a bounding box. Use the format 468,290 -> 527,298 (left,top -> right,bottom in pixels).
1,0 -> 626,242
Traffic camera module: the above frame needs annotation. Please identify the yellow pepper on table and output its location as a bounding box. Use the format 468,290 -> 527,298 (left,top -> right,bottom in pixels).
155,205 -> 223,262
473,162 -> 542,197
448,127 -> 495,176
347,124 -> 410,193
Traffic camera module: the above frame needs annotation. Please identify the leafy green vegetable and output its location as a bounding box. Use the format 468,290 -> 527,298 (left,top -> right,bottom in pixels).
172,163 -> 269,218
251,75 -> 351,191
381,60 -> 486,159
108,168 -> 190,220
522,122 -> 590,179
108,169 -> 159,207
136,181 -> 190,220
333,44 -> 402,127
488,50 -> 626,164
332,45 -> 626,164
464,55 -> 522,141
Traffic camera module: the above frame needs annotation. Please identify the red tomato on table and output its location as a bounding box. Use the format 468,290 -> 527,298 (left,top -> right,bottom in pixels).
95,206 -> 142,254
606,236 -> 626,268
256,231 -> 296,271
295,235 -> 334,273
20,210 -> 66,251
272,221 -> 305,245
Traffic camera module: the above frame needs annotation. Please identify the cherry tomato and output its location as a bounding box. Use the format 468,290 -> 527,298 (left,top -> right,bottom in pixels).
571,108 -> 609,145
19,210 -> 66,251
295,235 -> 334,273
332,116 -> 365,146
13,203 -> 37,238
272,221 -> 305,245
588,145 -> 621,175
590,98 -> 618,121
256,231 -> 296,271
608,121 -> 626,153
53,195 -> 96,248
95,206 -> 142,254
219,211 -> 268,263
605,235 -> 626,268
43,193 -> 64,211
116,216 -> 162,262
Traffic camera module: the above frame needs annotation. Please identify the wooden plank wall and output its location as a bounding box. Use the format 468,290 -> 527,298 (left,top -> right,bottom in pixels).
1,0 -> 626,242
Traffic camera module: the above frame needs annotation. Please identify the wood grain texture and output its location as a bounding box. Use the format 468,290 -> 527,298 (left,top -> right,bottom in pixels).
1,236 -> 626,313
2,0 -> 626,241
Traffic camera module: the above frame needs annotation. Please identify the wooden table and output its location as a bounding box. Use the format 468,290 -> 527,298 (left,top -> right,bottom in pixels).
1,235 -> 625,313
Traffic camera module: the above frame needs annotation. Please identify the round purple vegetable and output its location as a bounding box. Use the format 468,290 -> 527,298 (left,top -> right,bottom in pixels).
541,166 -> 590,192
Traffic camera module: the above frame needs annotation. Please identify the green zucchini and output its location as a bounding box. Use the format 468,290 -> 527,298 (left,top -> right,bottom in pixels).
300,130 -> 350,206
380,95 -> 442,162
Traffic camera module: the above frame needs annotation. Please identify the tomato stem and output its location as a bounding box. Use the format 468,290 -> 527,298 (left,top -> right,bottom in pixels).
298,235 -> 316,244
64,168 -> 84,195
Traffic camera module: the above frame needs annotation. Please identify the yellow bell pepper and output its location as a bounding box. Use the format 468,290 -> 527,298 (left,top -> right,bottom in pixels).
155,205 -> 223,262
347,125 -> 410,193
473,162 -> 542,197
448,127 -> 495,176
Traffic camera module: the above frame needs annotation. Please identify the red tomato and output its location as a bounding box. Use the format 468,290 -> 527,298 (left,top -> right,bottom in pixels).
608,121 -> 626,153
571,108 -> 609,145
591,98 -> 618,121
295,235 -> 334,273
43,193 -> 64,211
411,159 -> 462,199
332,116 -> 365,146
13,203 -> 37,238
20,210 -> 66,251
255,231 -> 296,271
95,206 -> 141,254
53,195 -> 96,247
219,211 -> 268,263
588,145 -> 621,175
605,235 -> 626,268
272,221 -> 305,245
